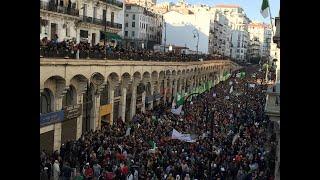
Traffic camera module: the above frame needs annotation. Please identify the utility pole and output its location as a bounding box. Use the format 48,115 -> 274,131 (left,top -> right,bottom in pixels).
164,21 -> 167,53
104,0 -> 108,59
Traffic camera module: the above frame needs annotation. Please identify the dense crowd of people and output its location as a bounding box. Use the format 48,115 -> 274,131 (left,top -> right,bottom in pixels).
40,37 -> 228,62
40,66 -> 277,180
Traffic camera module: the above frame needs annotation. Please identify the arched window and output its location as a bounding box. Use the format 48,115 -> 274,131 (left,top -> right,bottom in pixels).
40,89 -> 52,114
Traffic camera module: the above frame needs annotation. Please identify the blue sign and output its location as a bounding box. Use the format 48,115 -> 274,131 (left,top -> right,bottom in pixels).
40,110 -> 64,127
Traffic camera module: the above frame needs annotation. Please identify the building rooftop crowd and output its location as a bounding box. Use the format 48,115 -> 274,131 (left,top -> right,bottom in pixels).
40,37 -> 228,62
40,66 -> 277,180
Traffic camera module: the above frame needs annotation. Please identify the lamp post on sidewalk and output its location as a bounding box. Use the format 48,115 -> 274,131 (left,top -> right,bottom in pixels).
193,29 -> 199,55
104,0 -> 108,59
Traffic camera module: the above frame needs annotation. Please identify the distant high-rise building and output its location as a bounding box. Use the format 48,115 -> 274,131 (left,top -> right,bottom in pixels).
247,22 -> 272,62
123,4 -> 163,50
213,4 -> 250,62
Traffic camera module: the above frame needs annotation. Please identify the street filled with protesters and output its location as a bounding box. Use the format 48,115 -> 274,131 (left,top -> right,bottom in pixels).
40,65 -> 277,180
40,37 -> 228,62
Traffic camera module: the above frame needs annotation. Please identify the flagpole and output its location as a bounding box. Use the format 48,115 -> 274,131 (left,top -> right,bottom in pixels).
267,0 -> 275,36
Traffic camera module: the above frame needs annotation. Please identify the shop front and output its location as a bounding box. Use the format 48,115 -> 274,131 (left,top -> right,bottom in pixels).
40,110 -> 64,153
61,104 -> 82,144
100,104 -> 113,126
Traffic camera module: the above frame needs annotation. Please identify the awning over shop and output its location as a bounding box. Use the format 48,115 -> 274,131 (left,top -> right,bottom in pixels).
104,32 -> 122,41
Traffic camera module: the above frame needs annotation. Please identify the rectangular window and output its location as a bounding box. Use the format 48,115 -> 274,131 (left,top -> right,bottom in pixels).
237,49 -> 240,53
125,31 -> 128,37
93,7 -> 97,19
132,22 -> 135,27
66,26 -> 70,37
125,23 -> 128,27
126,14 -> 129,17
80,30 -> 88,38
83,4 -> 87,17
133,14 -> 135,20
132,31 -> 135,37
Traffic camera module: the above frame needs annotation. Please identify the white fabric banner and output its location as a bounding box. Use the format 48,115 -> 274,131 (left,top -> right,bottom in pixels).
229,86 -> 234,94
249,84 -> 256,88
171,105 -> 183,115
125,127 -> 131,136
232,133 -> 240,145
171,129 -> 196,143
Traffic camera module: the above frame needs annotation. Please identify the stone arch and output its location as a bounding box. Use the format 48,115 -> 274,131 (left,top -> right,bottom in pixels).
151,71 -> 159,82
121,72 -> 131,84
143,71 -> 151,79
172,70 -> 177,76
44,75 -> 66,97
165,70 -> 171,77
70,74 -> 89,94
91,72 -> 105,86
107,72 -> 120,84
182,69 -> 186,76
133,71 -> 142,82
177,70 -> 181,76
159,71 -> 165,79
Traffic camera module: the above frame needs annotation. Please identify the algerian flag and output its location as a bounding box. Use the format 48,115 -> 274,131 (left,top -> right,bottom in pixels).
176,93 -> 184,106
260,0 -> 270,18
148,140 -> 157,153
240,72 -> 246,79
148,140 -> 157,149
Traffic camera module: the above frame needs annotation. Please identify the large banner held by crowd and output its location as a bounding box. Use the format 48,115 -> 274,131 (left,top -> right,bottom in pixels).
171,129 -> 196,143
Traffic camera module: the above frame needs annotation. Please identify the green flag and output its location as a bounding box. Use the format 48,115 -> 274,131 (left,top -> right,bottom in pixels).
148,140 -> 156,149
176,93 -> 184,106
261,0 -> 270,18
240,72 -> 246,79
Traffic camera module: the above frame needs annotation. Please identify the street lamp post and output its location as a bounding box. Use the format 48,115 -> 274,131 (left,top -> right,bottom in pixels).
104,0 -> 108,59
193,29 -> 199,55
164,22 -> 167,53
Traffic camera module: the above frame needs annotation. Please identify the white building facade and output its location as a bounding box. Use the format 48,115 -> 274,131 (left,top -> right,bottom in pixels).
77,0 -> 124,45
213,4 -> 250,62
40,0 -> 79,41
162,9 -> 212,54
248,22 -> 272,61
208,9 -> 231,57
123,4 -> 163,50
40,0 -> 124,46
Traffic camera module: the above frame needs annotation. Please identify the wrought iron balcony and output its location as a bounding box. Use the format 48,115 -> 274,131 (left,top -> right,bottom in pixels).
40,1 -> 79,16
80,16 -> 122,29
100,0 -> 123,8
273,17 -> 280,48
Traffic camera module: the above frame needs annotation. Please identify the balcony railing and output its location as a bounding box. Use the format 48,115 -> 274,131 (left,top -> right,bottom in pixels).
265,90 -> 280,117
40,1 -> 79,16
80,16 -> 122,29
40,45 -> 227,62
100,0 -> 123,8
